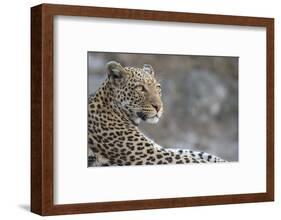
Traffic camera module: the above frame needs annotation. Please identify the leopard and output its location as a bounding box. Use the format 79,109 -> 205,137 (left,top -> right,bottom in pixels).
88,61 -> 226,166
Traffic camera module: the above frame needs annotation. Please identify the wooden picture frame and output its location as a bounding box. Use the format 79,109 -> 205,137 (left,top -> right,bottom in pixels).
31,3 -> 274,216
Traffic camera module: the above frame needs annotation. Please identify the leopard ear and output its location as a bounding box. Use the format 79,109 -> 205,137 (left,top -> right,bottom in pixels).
107,61 -> 128,84
143,64 -> 154,76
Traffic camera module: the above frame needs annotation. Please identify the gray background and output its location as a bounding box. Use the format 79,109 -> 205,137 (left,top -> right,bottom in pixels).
88,52 -> 238,161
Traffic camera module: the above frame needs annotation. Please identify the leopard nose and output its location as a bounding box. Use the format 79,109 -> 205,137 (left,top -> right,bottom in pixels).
152,104 -> 160,112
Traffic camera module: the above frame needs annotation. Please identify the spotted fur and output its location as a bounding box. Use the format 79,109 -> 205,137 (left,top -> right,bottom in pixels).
88,61 -> 226,166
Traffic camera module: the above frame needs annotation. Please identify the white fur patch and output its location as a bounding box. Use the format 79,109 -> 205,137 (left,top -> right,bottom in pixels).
132,117 -> 141,125
145,116 -> 159,124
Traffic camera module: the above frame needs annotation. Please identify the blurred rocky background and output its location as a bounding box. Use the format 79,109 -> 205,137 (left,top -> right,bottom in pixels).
88,52 -> 238,161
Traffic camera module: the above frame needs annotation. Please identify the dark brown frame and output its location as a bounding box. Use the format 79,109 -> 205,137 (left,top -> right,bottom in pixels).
31,3 -> 274,216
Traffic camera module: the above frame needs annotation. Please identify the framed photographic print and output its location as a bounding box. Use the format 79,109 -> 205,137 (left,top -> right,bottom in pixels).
31,3 -> 274,216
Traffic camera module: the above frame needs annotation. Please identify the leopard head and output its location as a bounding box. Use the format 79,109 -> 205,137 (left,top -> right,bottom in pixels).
107,61 -> 163,125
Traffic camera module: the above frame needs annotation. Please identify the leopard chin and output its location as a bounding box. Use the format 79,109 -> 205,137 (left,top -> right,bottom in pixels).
144,116 -> 160,124
136,112 -> 160,124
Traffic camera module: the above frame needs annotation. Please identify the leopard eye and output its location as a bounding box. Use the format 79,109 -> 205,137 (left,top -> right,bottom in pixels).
135,85 -> 146,92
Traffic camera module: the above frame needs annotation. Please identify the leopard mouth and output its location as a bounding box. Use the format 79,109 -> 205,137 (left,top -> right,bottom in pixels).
136,112 -> 159,121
